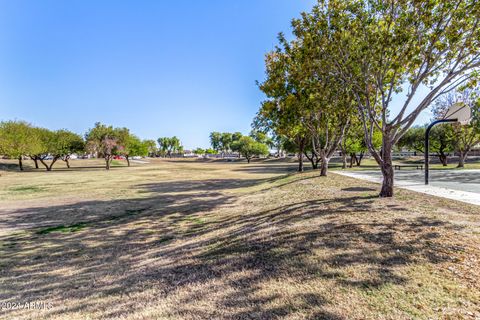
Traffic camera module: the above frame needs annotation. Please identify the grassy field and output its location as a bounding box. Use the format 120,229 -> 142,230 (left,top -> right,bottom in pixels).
0,158 -> 479,319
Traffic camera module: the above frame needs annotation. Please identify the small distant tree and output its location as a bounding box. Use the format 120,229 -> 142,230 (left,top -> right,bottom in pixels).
397,127 -> 425,155
339,129 -> 363,169
171,137 -> 182,156
193,148 -> 205,155
157,137 -> 169,157
0,121 -> 37,171
209,132 -> 222,153
234,136 -> 269,163
85,122 -> 119,170
28,127 -> 53,169
39,130 -> 84,170
231,132 -> 244,157
398,125 -> 453,166
143,139 -> 158,157
122,134 -> 148,166
205,148 -> 217,155
220,133 -> 233,156
57,130 -> 84,168
157,136 -> 182,158
341,126 -> 382,169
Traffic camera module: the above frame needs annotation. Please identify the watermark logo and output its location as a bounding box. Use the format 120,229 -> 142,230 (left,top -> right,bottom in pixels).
1,301 -> 53,311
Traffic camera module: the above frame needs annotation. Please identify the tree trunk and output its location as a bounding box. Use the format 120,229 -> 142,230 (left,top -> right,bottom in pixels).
63,156 -> 71,168
48,158 -> 58,171
126,156 -> 130,167
438,153 -> 448,166
18,157 -> 24,171
297,152 -> 304,172
349,154 -> 356,168
304,152 -> 318,169
341,153 -> 347,169
379,142 -> 394,197
39,158 -> 50,171
356,152 -> 364,166
30,157 -> 39,169
320,157 -> 330,176
247,157 -> 251,163
105,156 -> 111,170
457,151 -> 468,168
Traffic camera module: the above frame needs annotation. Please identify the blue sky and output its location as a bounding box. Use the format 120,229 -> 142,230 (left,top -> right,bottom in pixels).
0,0 -> 431,149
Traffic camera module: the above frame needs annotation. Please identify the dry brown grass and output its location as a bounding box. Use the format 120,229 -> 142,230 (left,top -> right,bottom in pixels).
0,158 -> 479,319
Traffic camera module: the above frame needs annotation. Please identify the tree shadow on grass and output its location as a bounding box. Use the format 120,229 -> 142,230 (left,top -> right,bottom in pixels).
0,175 -> 465,319
0,162 -> 25,172
232,163 -> 305,174
342,187 -> 377,192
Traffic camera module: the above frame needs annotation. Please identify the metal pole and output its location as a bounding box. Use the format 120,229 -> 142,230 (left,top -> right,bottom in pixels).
425,119 -> 457,185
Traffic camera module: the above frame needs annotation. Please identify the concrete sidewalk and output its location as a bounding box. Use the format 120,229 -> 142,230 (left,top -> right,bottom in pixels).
335,170 -> 480,206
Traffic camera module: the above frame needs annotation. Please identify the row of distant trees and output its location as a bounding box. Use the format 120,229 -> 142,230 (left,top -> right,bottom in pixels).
0,121 -> 202,171
208,131 -> 270,163
0,121 -> 157,171
254,0 -> 480,197
0,120 -> 274,171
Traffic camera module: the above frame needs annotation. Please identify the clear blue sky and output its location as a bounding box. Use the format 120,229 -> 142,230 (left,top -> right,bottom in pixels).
0,0 -> 431,149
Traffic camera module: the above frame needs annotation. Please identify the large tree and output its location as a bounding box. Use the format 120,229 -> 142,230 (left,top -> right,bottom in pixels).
256,46 -> 314,173
296,0 -> 480,196
257,31 -> 355,175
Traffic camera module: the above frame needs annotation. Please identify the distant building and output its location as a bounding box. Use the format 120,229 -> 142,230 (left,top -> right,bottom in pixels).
182,150 -> 197,158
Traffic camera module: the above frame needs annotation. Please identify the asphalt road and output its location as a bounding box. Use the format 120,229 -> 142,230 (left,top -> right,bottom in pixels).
358,169 -> 480,194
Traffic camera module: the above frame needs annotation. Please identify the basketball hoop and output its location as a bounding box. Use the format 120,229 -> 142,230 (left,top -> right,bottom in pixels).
425,102 -> 472,185
444,102 -> 472,125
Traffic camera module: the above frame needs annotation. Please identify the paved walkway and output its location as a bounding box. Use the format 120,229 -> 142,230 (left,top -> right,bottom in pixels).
335,169 -> 480,206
